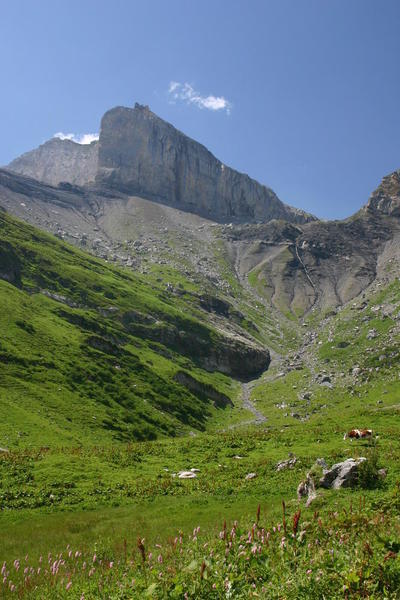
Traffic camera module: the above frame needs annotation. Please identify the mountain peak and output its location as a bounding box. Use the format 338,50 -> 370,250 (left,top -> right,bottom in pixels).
7,103 -> 315,225
96,104 -> 315,224
365,170 -> 400,216
7,136 -> 98,187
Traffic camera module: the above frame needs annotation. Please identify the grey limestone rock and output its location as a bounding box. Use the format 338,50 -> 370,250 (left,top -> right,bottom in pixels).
96,104 -> 315,224
319,457 -> 366,489
365,170 -> 400,216
7,138 -> 98,187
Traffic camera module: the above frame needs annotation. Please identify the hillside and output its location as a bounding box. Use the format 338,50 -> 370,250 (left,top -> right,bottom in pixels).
0,210 -> 274,448
2,106 -> 400,598
2,240 -> 400,597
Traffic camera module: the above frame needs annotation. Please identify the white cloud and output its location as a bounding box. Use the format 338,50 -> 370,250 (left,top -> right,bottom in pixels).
168,81 -> 231,114
54,132 -> 99,144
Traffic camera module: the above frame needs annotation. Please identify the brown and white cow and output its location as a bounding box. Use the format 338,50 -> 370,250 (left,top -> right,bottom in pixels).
343,428 -> 373,441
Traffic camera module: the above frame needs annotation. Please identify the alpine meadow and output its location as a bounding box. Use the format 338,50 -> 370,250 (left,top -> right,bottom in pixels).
2,2 -> 400,598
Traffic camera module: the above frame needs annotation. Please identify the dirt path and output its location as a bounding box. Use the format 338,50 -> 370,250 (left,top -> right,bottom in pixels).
239,381 -> 267,425
226,379 -> 268,430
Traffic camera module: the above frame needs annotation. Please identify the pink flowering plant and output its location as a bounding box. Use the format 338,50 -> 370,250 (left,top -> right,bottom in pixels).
1,498 -> 400,598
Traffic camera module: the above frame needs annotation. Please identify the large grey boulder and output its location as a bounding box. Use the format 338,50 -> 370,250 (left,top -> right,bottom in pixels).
319,457 -> 366,489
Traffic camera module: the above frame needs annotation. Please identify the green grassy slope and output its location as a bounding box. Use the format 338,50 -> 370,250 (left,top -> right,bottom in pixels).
2,211 -> 400,597
0,211 -> 241,447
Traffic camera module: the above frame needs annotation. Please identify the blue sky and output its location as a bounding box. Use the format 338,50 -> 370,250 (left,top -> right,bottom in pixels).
1,0 -> 399,219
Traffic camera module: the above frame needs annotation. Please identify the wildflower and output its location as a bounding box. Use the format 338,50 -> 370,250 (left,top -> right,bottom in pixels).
66,581 -> 72,590
88,568 -> 95,577
293,510 -> 301,537
82,562 -> 86,570
306,569 -> 312,575
157,555 -> 163,564
200,560 -> 206,579
280,537 -> 286,549
92,554 -> 97,563
137,538 -> 146,564
109,562 -> 114,568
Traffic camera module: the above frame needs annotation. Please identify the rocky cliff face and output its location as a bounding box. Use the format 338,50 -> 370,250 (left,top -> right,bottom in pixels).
365,170 -> 400,216
7,103 -> 314,224
96,104 -> 314,224
7,138 -> 98,186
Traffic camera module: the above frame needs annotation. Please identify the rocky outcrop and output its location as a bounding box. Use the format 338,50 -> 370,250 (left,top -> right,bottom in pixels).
96,104 -> 314,224
365,170 -> 400,216
173,371 -> 233,408
0,240 -> 21,286
121,312 -> 270,380
7,138 -> 98,186
319,457 -> 366,489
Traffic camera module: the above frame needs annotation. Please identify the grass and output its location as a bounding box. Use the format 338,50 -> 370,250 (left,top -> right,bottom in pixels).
2,211 -> 400,596
0,211 -> 249,447
2,490 -> 400,598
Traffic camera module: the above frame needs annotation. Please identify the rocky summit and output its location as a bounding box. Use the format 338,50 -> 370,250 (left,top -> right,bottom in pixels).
7,136 -> 98,187
95,104 -> 314,223
7,103 -> 314,224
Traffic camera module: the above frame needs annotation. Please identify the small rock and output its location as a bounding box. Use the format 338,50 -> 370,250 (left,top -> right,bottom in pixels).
245,472 -> 257,480
178,471 -> 197,479
297,474 -> 317,506
276,456 -> 297,471
315,458 -> 328,470
378,468 -> 387,479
